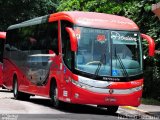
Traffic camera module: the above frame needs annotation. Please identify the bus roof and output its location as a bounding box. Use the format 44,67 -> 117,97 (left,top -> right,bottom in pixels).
7,15 -> 48,30
49,11 -> 139,31
0,32 -> 6,39
8,11 -> 139,31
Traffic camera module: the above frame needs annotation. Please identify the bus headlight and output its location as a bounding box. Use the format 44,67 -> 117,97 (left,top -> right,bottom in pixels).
71,79 -> 87,89
131,85 -> 143,92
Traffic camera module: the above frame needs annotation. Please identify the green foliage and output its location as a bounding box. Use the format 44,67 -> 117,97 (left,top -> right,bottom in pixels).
57,0 -> 123,14
142,98 -> 160,105
57,0 -> 81,11
0,0 -> 59,31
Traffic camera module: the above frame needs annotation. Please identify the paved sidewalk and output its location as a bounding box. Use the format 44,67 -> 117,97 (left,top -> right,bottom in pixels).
122,104 -> 160,118
138,104 -> 160,117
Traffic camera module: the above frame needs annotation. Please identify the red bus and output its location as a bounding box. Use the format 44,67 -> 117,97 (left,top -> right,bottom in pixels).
0,32 -> 6,86
3,11 -> 155,113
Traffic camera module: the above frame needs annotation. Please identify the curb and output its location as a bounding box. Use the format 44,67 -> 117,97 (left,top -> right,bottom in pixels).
121,106 -> 151,115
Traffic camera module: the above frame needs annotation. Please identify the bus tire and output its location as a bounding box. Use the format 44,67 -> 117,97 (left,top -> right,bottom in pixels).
13,77 -> 20,99
50,81 -> 63,108
13,77 -> 30,100
106,106 -> 119,113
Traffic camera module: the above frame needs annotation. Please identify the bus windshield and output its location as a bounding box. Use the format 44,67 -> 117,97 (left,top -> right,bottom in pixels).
74,27 -> 142,77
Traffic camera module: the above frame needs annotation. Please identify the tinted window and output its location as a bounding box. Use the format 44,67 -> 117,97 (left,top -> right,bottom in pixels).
6,22 -> 58,54
0,39 -> 4,63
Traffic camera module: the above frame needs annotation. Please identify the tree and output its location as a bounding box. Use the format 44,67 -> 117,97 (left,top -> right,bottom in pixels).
57,0 -> 123,14
0,0 -> 59,31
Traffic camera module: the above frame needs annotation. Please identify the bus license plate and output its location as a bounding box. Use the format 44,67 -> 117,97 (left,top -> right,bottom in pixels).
105,97 -> 117,102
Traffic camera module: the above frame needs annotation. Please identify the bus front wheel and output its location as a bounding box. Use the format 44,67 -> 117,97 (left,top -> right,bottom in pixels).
50,82 -> 63,108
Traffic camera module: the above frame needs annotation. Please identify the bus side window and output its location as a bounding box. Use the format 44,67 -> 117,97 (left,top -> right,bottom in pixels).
36,22 -> 58,55
19,26 -> 36,51
61,21 -> 73,69
48,22 -> 58,55
7,29 -> 20,51
0,38 -> 4,63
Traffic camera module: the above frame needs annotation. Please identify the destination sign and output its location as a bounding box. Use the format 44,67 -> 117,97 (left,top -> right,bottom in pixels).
111,31 -> 138,42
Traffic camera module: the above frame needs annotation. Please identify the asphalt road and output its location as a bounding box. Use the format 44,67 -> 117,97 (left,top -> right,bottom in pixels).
0,88 -> 156,120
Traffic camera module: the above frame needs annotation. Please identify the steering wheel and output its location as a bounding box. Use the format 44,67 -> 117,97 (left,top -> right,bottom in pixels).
86,61 -> 103,65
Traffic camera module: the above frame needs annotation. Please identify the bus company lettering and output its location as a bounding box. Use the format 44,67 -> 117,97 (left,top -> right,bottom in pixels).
77,17 -> 134,25
103,77 -> 120,81
111,31 -> 137,41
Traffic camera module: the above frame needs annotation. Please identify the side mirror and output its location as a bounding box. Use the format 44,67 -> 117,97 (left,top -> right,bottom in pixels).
141,33 -> 155,57
65,27 -> 77,52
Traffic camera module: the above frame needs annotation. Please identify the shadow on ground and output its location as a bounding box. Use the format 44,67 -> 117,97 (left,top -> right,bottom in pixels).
28,97 -> 117,115
0,88 -> 11,93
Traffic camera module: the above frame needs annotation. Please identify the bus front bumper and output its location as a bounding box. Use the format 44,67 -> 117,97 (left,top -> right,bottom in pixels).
70,82 -> 142,107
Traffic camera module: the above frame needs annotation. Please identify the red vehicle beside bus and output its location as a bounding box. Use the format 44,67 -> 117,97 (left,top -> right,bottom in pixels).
0,32 -> 6,86
3,11 -> 155,113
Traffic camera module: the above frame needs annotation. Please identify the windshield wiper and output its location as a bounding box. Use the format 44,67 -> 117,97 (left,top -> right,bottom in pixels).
95,53 -> 106,77
115,48 -> 129,81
